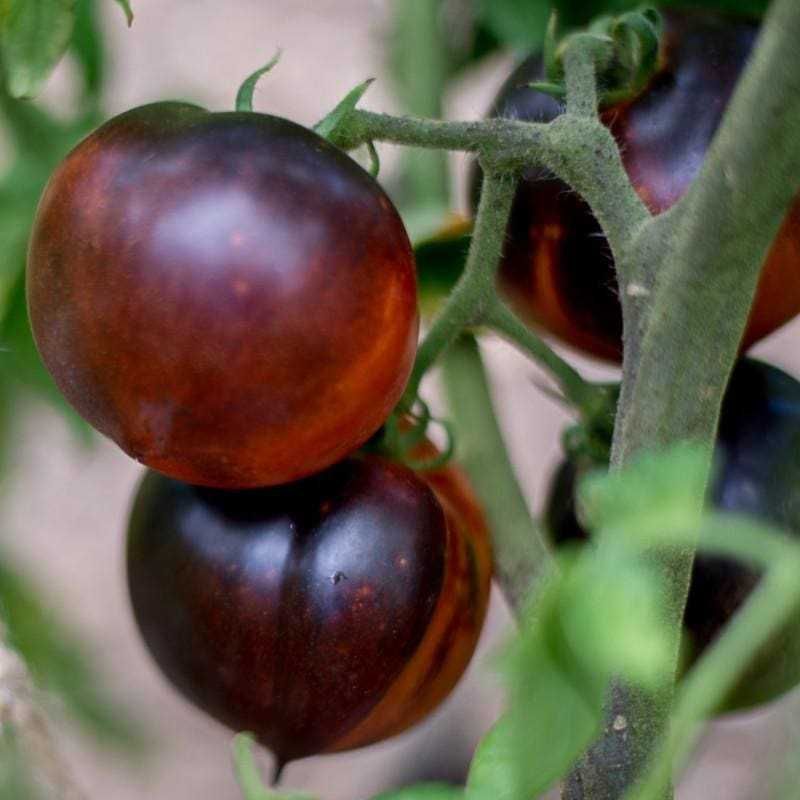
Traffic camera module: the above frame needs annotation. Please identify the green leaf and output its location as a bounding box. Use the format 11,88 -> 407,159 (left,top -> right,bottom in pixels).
373,784 -> 463,800
475,0 -> 550,50
553,0 -> 769,27
579,443 -> 707,548
235,51 -> 282,113
0,555 -> 142,750
0,728 -> 40,800
466,539 -> 673,800
71,0 -> 104,102
0,0 -> 76,99
112,0 -> 132,25
232,734 -> 315,800
314,78 -> 374,141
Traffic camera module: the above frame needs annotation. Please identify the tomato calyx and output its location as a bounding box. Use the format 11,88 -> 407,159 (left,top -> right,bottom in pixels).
363,402 -> 456,473
532,7 -> 663,109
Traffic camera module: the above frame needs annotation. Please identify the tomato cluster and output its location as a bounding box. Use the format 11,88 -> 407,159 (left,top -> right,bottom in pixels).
28,104 -> 491,765
547,359 -> 800,711
475,9 -> 800,361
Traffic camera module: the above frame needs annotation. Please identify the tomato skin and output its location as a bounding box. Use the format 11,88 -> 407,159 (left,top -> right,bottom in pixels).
478,10 -> 800,361
126,454 -> 491,762
547,359 -> 800,710
28,103 -> 418,488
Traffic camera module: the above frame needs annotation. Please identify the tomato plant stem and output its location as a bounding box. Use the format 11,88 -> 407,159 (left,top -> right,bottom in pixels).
626,518 -> 800,800
564,42 -> 599,117
400,170 -> 517,407
569,1 -> 800,797
440,334 -> 552,612
485,300 -> 612,422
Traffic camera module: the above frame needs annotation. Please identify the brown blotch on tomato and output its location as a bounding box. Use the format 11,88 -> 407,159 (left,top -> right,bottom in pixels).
28,103 -> 418,487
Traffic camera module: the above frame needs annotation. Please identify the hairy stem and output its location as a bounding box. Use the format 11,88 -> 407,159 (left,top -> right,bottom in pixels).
401,170 -> 517,406
564,41 -> 599,117
568,1 -> 800,798
485,300 -> 610,419
627,519 -> 800,800
440,335 -> 552,612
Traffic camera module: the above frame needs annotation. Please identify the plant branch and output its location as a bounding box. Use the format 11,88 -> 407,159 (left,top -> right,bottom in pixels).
564,41 -> 599,117
440,334 -> 552,613
626,518 -> 800,800
568,1 -> 800,797
400,170 -> 517,406
484,300 -> 610,420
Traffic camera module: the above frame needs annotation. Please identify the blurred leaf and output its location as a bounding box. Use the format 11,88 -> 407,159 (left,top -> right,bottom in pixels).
232,734 -> 314,800
656,0 -> 768,17
558,548 -> 673,688
467,539 -> 673,799
71,0 -> 104,102
474,0 -> 550,51
0,0 -> 76,99
472,0 -> 768,51
374,784 -> 463,800
112,0 -> 132,26
0,728 -> 40,800
0,555 -> 143,750
579,443 -> 707,547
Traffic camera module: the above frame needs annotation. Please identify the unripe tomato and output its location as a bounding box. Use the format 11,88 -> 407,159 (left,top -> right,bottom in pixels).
476,10 -> 800,361
28,103 -> 418,487
126,452 -> 491,763
546,359 -> 800,710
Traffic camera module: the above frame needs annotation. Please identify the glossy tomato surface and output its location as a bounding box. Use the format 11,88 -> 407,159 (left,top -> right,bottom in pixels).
479,10 -> 800,361
547,359 -> 800,710
127,454 -> 491,763
28,103 -> 418,487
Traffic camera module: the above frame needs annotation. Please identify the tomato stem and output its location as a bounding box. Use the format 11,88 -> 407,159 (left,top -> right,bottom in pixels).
627,518 -> 800,800
440,334 -> 553,612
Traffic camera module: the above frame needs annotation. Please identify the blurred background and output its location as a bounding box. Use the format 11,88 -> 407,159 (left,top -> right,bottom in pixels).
1,1 -> 799,798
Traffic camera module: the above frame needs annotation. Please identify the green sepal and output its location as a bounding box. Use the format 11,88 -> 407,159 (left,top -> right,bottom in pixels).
112,0 -> 133,25
313,78 -> 374,143
235,51 -> 282,113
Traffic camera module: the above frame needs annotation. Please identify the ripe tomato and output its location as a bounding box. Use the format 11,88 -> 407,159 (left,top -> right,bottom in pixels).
547,359 -> 800,710
477,10 -> 800,361
28,103 -> 418,488
126,452 -> 491,764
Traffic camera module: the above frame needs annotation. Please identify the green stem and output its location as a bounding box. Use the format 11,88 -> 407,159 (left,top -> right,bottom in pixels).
626,519 -> 800,800
393,0 -> 450,209
401,170 -> 517,406
484,300 -> 610,419
440,334 -> 552,612
564,41 -> 599,117
334,108 -> 649,281
570,2 -> 800,797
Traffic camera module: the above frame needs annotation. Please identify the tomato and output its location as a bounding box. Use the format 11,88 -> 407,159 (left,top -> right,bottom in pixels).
475,10 -> 800,361
28,103 -> 418,488
546,359 -> 800,710
126,452 -> 492,764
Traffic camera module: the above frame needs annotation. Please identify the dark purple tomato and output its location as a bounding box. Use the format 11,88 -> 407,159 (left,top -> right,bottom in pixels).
28,103 -> 418,488
476,9 -> 800,361
546,359 -> 800,710
126,453 -> 492,764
